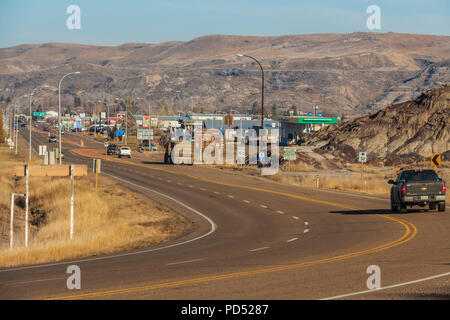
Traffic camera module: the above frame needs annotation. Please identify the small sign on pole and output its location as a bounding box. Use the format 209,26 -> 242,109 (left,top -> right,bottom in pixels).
359,152 -> 367,163
431,154 -> 441,167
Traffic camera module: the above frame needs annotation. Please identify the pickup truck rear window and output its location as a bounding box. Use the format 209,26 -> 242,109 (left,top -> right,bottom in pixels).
401,170 -> 438,181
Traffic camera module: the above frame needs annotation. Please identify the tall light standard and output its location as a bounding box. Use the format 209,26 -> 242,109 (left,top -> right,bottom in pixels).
236,53 -> 265,131
58,71 -> 80,164
29,85 -> 48,161
13,94 -> 28,155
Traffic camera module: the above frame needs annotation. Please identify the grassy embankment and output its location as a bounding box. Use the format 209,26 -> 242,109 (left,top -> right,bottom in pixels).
0,145 -> 190,268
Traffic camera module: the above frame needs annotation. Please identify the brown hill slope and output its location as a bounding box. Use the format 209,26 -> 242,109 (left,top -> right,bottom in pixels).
304,84 -> 450,162
1,33 -> 449,116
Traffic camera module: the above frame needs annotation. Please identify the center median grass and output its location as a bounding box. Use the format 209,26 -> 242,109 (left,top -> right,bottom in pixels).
0,147 -> 191,268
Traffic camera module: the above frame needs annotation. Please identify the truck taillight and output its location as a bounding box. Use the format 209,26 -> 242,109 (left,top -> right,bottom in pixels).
443,183 -> 447,193
401,184 -> 406,195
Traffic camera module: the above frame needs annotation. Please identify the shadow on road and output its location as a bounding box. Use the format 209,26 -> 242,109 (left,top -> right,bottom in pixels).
329,208 -> 430,215
141,161 -> 165,165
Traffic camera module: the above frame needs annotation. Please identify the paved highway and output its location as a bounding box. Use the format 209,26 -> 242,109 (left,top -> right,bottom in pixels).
1,128 -> 449,300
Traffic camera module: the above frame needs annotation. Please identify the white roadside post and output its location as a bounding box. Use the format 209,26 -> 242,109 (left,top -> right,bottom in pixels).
10,193 -> 25,248
25,165 -> 29,247
70,165 -> 74,240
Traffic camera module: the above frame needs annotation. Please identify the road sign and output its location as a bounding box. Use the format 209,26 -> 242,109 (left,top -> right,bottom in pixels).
359,152 -> 367,163
38,145 -> 47,156
431,154 -> 441,167
115,130 -> 125,136
137,128 -> 153,141
14,165 -> 87,177
33,112 -> 46,117
258,152 -> 265,162
283,147 -> 296,161
104,142 -> 109,148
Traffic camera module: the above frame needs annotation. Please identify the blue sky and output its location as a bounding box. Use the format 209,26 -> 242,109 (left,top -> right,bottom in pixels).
0,0 -> 448,48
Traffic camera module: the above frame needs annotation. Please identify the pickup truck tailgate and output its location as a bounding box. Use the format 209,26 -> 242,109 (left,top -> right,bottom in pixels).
406,182 -> 443,195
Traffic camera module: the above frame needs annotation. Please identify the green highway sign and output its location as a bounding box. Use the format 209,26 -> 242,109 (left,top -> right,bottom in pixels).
284,147 -> 297,160
33,112 -> 46,117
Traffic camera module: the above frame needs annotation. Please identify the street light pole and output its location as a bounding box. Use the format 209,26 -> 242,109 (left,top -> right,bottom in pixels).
237,54 -> 265,131
29,86 -> 48,162
58,71 -> 80,165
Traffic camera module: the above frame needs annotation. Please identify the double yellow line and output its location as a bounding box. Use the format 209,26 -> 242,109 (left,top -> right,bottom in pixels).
50,154 -> 417,300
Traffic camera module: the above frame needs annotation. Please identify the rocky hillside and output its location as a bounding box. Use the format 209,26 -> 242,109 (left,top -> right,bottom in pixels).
1,33 -> 449,116
303,84 -> 450,163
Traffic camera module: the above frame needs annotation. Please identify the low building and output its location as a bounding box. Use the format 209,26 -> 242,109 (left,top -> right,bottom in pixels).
273,115 -> 340,145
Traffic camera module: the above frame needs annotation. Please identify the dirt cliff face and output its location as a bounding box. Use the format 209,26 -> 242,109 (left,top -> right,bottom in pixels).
304,84 -> 450,162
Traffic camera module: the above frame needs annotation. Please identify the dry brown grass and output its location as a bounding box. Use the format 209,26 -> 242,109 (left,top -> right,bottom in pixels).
0,147 -> 190,268
269,172 -> 391,195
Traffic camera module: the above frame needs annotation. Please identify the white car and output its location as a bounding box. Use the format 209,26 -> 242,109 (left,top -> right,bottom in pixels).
118,146 -> 131,158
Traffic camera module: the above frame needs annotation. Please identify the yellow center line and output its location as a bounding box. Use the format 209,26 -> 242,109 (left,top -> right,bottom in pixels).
51,151 -> 418,300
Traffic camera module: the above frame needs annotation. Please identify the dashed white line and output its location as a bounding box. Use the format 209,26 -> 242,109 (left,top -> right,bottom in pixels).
304,229 -> 310,233
249,247 -> 269,252
243,200 -> 250,203
277,211 -> 284,214
166,258 -> 203,266
292,216 -> 300,220
214,191 -> 220,194
304,222 -> 309,226
200,188 -> 207,191
228,195 -> 234,198
287,237 -> 298,243
260,205 -> 268,209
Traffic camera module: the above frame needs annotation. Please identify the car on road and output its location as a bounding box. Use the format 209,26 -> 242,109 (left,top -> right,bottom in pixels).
48,135 -> 57,142
107,144 -> 118,155
389,169 -> 446,213
118,146 -> 131,158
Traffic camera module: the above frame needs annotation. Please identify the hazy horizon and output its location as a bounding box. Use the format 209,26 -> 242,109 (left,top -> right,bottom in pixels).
1,0 -> 449,48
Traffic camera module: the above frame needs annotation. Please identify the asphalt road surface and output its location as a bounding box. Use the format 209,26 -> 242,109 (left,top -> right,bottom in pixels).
1,128 -> 449,300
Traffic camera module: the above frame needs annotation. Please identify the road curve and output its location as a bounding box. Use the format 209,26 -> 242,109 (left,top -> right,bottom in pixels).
1,128 -> 448,300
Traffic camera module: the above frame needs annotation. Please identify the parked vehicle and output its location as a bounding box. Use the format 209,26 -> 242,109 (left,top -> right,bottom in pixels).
389,169 -> 446,213
49,135 -> 57,142
118,146 -> 131,158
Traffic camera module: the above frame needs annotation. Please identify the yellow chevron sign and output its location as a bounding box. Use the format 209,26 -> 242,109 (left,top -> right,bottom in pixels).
431,154 -> 441,167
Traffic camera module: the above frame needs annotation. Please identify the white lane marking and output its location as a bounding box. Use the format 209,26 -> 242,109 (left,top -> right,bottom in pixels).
243,200 -> 250,203
228,195 -> 234,198
214,191 -> 220,194
167,180 -> 171,183
287,237 -> 298,243
304,229 -> 310,233
277,211 -> 284,214
200,188 -> 207,191
188,185 -> 194,188
320,272 -> 450,300
249,246 -> 269,252
292,216 -> 299,220
177,182 -> 182,185
166,258 -> 203,266
305,222 -> 309,226
260,205 -> 268,209
1,173 -> 217,273
158,177 -> 162,180
4,277 -> 67,286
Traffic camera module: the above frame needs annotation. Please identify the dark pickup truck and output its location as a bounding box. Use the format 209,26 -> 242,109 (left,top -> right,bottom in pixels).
389,169 -> 446,213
